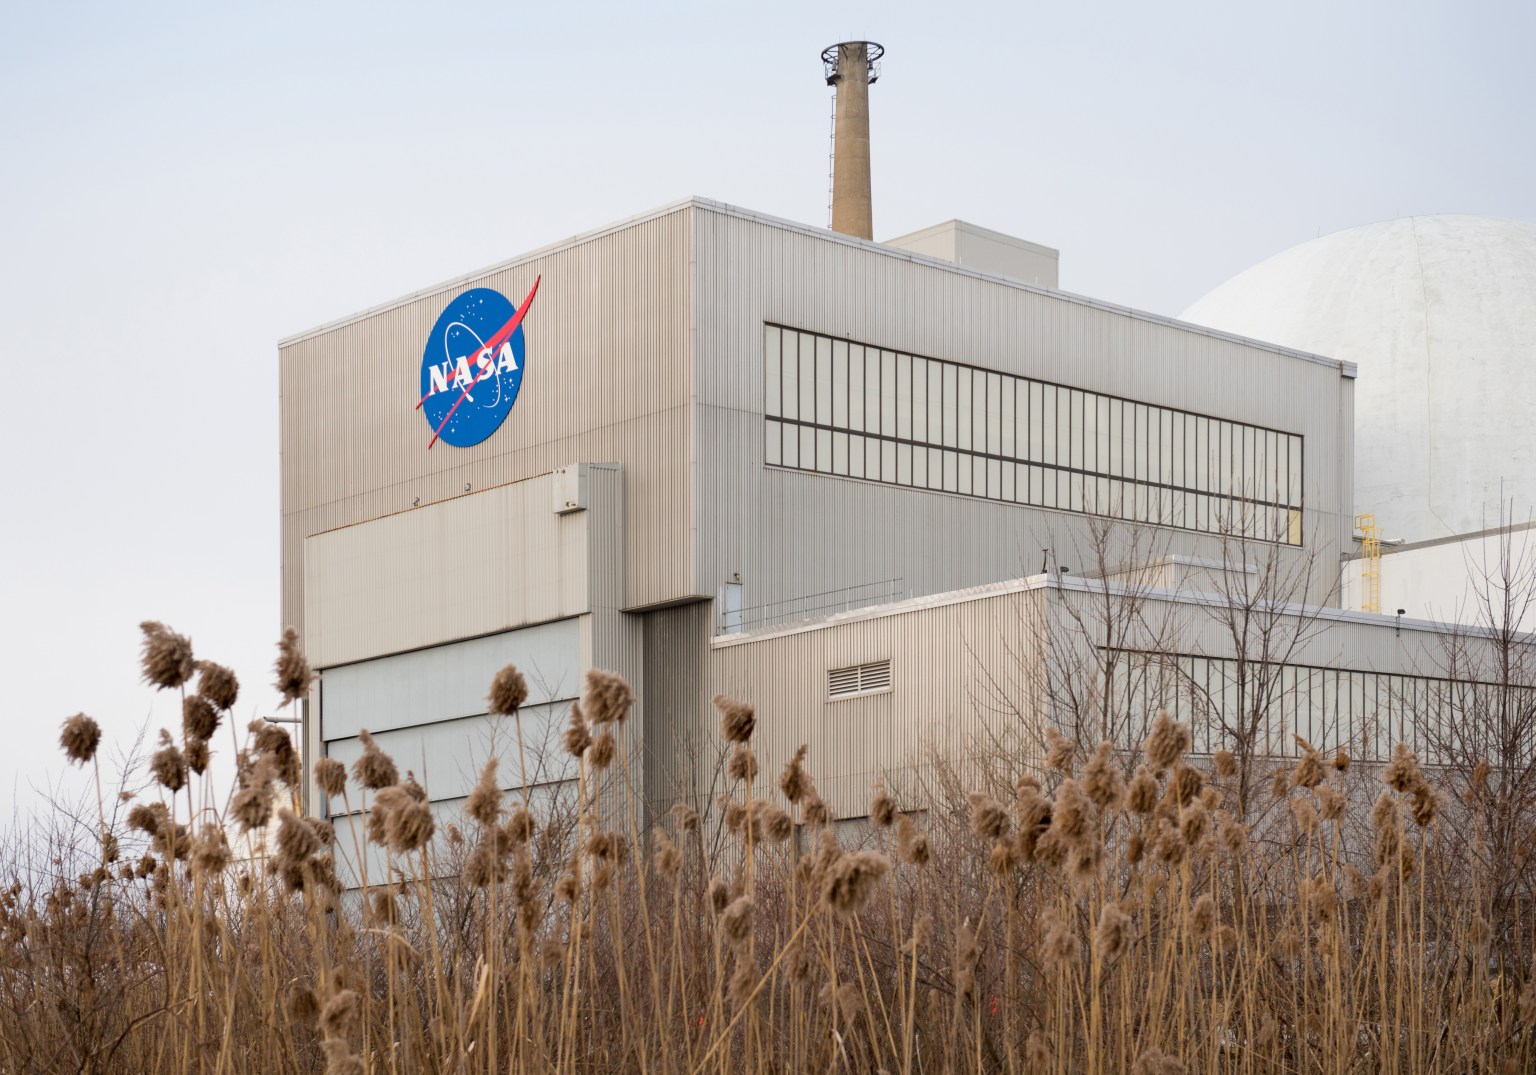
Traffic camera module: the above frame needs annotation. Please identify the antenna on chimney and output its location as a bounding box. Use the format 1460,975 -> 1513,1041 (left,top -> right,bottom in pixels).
821,41 -> 883,241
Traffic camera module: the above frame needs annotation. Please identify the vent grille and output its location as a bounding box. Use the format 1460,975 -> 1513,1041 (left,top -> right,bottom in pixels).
828,659 -> 892,699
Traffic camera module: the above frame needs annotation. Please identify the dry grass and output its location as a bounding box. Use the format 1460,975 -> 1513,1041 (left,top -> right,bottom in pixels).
3,628 -> 1535,1074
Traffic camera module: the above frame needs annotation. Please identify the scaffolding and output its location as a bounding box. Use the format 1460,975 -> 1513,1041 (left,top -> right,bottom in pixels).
1355,512 -> 1382,613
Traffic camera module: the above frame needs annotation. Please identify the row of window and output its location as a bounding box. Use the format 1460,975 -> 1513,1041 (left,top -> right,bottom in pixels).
764,325 -> 1304,545
1105,650 -> 1524,764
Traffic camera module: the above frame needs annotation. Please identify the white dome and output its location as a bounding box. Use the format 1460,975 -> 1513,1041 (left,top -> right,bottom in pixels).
1180,215 -> 1536,542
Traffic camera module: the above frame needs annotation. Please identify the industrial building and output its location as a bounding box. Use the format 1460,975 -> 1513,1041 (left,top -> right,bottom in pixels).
280,43 -> 1535,852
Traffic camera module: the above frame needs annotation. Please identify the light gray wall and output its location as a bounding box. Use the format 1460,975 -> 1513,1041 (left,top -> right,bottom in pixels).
702,583 -> 1051,819
689,202 -> 1355,621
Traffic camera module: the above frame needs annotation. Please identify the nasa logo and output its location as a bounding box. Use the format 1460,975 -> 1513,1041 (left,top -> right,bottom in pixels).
416,277 -> 540,448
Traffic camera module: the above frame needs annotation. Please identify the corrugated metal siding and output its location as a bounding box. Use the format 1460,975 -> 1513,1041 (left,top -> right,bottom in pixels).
318,618 -> 580,738
279,207 -> 694,642
642,602 -> 712,811
695,578 -> 1510,819
699,588 -> 1049,819
324,702 -> 577,800
303,473 -> 589,668
688,206 -> 1352,618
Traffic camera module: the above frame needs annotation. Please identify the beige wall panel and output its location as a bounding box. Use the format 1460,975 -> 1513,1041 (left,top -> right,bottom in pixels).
303,472 -> 590,668
688,204 -> 1353,616
703,587 -> 1050,819
280,205 -> 695,642
697,575 -> 1518,822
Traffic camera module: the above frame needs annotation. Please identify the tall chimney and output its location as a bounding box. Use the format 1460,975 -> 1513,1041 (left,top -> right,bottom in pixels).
822,41 -> 883,241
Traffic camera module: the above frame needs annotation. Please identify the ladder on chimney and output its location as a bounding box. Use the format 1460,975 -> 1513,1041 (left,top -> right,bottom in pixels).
826,90 -> 837,228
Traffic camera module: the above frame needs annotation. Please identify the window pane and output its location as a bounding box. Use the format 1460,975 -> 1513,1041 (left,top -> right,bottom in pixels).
1091,394 -> 1108,478
1158,406 -> 1170,486
799,334 -> 815,422
1015,380 -> 1029,461
816,429 -> 831,473
1001,377 -> 1016,459
957,367 -> 972,450
867,438 -> 881,481
1041,386 -> 1057,466
1243,425 -> 1256,502
1134,403 -> 1149,482
897,442 -> 912,485
913,443 -> 927,488
866,348 -> 882,438
832,340 -> 849,428
1289,436 -> 1302,507
783,422 -> 798,468
942,365 -> 958,448
815,336 -> 832,426
1108,398 -> 1123,478
987,373 -> 1002,456
987,458 -> 1001,500
1069,390 -> 1084,471
958,454 -> 973,495
849,346 -> 865,431
1258,429 -> 1273,503
1194,418 -> 1208,493
929,447 -> 943,490
897,354 -> 912,440
781,333 -> 798,421
765,419 -> 782,465
1219,421 -> 1233,498
800,426 -> 814,470
1032,382 -> 1044,460
912,358 -> 928,442
765,326 -> 781,418
849,435 -> 864,478
833,431 -> 848,475
929,363 -> 944,448
943,451 -> 959,492
1170,411 -> 1185,489
881,350 -> 898,437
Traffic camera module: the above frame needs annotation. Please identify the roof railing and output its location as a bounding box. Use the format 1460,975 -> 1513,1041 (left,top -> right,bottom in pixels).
719,577 -> 906,635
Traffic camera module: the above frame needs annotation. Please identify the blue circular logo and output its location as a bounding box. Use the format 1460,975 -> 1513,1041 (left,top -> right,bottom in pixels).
417,285 -> 534,448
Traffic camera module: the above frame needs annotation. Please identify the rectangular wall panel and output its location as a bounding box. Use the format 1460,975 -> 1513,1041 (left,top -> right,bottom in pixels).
323,702 -> 577,801
304,472 -> 592,667
319,618 -> 580,740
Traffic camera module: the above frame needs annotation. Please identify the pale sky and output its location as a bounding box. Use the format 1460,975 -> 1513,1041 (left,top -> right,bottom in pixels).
2,0 -> 1533,817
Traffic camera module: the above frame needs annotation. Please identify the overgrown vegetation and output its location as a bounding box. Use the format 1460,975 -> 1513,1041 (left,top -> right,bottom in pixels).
5,618 -> 1536,1074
